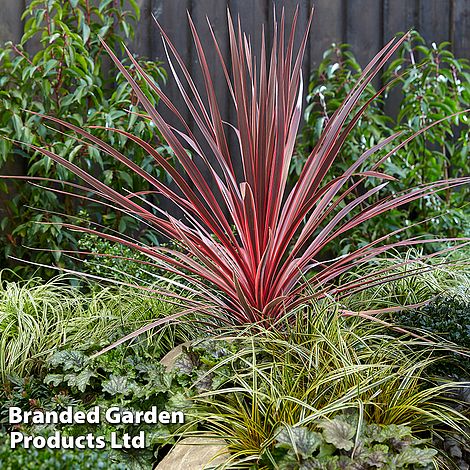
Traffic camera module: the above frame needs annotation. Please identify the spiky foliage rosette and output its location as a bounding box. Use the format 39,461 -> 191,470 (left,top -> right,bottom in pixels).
22,8 -> 469,349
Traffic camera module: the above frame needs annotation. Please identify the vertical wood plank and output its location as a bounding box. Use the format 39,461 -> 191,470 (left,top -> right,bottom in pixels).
191,0 -> 230,122
131,0 -> 153,59
452,0 -> 470,59
149,0 -> 192,216
226,0 -> 268,176
150,0 -> 192,128
383,0 -> 419,117
0,0 -> 24,43
346,0 -> 384,73
270,0 -> 311,51
230,0 -> 268,58
418,0 -> 451,45
190,0 -> 231,195
383,0 -> 419,39
308,0 -> 344,70
271,0 -> 311,127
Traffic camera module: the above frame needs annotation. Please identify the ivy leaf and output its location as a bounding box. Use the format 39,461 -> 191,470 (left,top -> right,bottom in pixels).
319,418 -> 355,451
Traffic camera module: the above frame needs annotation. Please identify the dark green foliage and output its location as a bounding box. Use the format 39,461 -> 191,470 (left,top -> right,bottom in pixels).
0,0 -> 168,277
173,339 -> 242,392
0,337 -> 246,467
395,295 -> 470,376
1,339 -> 189,467
0,432 -> 126,470
399,295 -> 469,347
1,331 -> 466,468
296,33 -> 469,253
77,233 -> 175,284
263,413 -> 436,469
295,44 -> 392,183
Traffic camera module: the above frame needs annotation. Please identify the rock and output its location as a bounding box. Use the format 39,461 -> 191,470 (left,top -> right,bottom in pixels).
160,341 -> 192,372
155,437 -> 229,469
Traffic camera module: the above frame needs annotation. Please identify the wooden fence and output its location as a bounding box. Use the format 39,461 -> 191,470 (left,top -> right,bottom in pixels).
0,0 -> 468,169
2,1 -> 469,119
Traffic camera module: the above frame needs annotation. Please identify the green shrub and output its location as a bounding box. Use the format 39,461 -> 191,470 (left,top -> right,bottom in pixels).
0,0 -> 168,277
398,295 -> 470,347
296,32 -> 469,253
395,294 -> 470,377
77,232 -> 179,284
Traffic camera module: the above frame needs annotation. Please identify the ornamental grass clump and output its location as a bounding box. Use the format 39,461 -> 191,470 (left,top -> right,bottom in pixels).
183,305 -> 469,468
22,7 -> 469,349
0,273 -> 183,379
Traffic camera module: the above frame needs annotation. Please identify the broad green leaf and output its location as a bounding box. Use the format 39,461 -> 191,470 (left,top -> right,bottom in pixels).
275,425 -> 322,459
319,418 -> 355,451
82,23 -> 90,43
64,369 -> 96,393
44,374 -> 65,387
102,374 -> 135,395
48,350 -> 88,371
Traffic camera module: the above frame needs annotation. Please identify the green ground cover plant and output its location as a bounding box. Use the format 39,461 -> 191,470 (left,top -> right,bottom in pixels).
0,431 -> 126,470
1,328 -> 233,467
0,0 -> 167,276
296,33 -> 469,252
1,262 -> 468,468
269,417 -> 437,469
4,307 -> 465,469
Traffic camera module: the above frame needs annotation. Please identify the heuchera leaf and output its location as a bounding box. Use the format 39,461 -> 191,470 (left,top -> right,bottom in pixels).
44,373 -> 66,387
276,425 -> 322,458
64,369 -> 96,393
393,446 -> 437,466
102,374 -> 135,395
366,423 -> 412,443
48,350 -> 88,372
318,418 -> 356,451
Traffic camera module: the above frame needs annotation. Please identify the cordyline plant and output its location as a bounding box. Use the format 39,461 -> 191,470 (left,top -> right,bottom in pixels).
15,7 -> 469,351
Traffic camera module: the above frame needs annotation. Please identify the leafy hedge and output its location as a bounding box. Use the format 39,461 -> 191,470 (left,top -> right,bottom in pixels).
0,0 -> 168,277
296,32 -> 469,253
